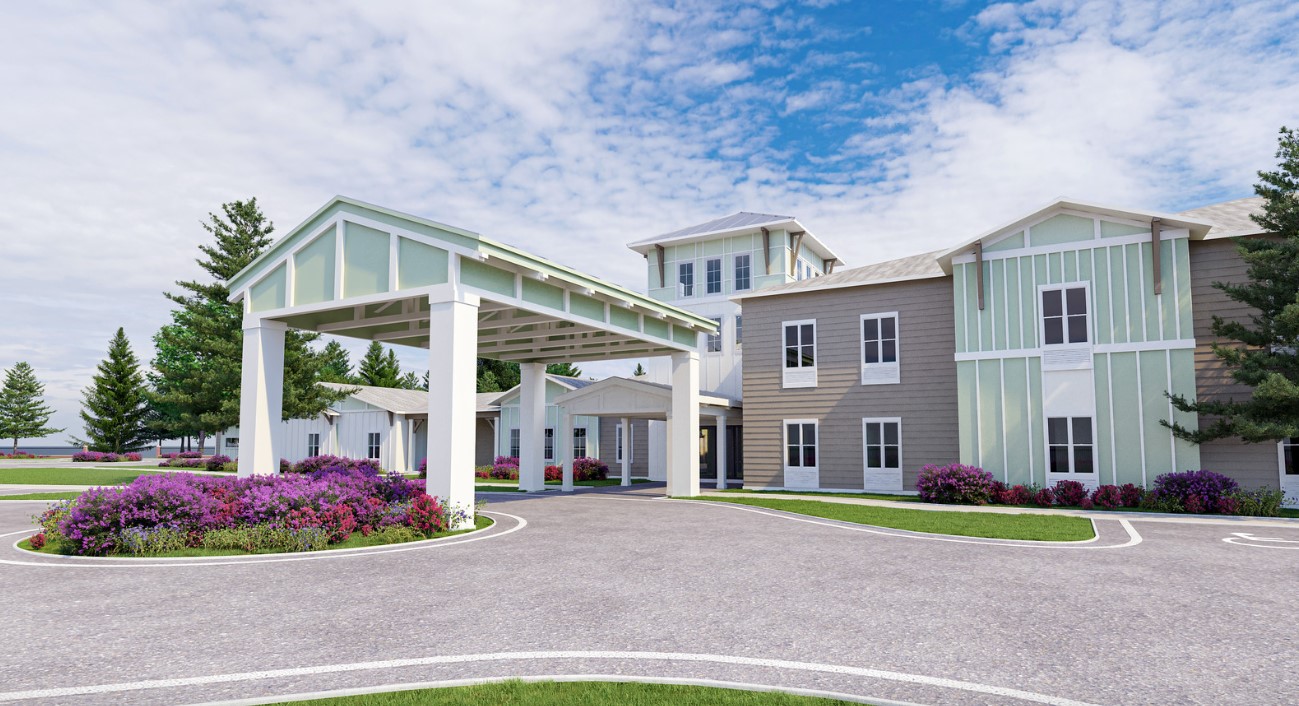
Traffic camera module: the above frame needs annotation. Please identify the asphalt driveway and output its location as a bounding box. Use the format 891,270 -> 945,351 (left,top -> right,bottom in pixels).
0,488 -> 1294,705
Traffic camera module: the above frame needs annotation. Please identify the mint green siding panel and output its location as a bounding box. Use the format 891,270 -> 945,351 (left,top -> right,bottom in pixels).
956,361 -> 979,465
1108,247 -> 1129,344
702,239 -> 724,257
1124,244 -> 1145,342
1168,348 -> 1201,472
1002,357 -> 1031,485
953,266 -> 968,354
250,263 -> 287,312
672,325 -> 697,346
643,317 -> 670,341
984,231 -> 1025,253
293,226 -> 336,306
1021,257 -> 1037,349
1092,249 -> 1112,345
397,237 -> 448,289
609,306 -> 639,332
1175,238 -> 1193,338
977,262 -> 993,351
977,361 -> 1003,478
1063,250 -> 1077,282
1005,258 -> 1023,350
1027,357 -> 1043,483
1101,220 -> 1148,238
569,293 -> 606,322
964,263 -> 980,352
1108,353 -> 1143,485
1031,214 -> 1094,246
1093,354 -> 1114,483
1158,239 -> 1178,340
1139,350 -> 1173,475
989,259 -> 1006,350
459,259 -> 516,297
1139,243 -> 1161,343
1047,252 -> 1063,284
342,222 -> 390,297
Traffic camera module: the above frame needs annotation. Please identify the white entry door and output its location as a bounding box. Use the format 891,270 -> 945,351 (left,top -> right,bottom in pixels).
862,418 -> 903,492
1280,439 -> 1299,508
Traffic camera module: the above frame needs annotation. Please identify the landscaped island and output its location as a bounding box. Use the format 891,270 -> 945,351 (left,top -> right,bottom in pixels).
23,457 -> 479,557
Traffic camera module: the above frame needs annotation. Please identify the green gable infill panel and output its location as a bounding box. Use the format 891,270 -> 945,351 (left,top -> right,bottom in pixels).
280,307 -> 356,330
1124,244 -> 1144,342
1158,240 -> 1178,340
953,265 -> 968,354
250,264 -> 286,312
1092,249 -> 1112,345
1174,238 -> 1193,338
460,258 -> 516,297
956,361 -> 978,466
569,293 -> 605,322
294,225 -> 336,306
990,259 -> 1006,351
963,263 -> 979,352
343,221 -> 390,298
702,239 -> 724,257
1020,257 -> 1037,349
609,306 -> 639,332
1030,214 -> 1094,246
1101,220 -> 1148,238
521,278 -> 565,310
672,325 -> 697,346
1107,247 -> 1128,344
978,261 -> 993,352
984,230 -> 1025,253
643,317 -> 670,341
398,237 -> 448,290
1063,250 -> 1078,282
1005,258 -> 1023,350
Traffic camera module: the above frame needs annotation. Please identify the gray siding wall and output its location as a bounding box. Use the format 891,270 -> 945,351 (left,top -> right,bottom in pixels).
597,418 -> 650,476
1189,238 -> 1279,488
741,276 -> 960,490
475,418 -> 497,467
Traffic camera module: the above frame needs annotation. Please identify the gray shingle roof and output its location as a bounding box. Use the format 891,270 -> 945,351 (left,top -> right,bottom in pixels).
628,212 -> 794,247
740,250 -> 946,299
1178,196 -> 1267,238
321,383 -> 503,414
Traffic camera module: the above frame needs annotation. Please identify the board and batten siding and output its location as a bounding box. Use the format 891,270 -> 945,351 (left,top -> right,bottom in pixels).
741,276 -> 959,491
1189,237 -> 1279,488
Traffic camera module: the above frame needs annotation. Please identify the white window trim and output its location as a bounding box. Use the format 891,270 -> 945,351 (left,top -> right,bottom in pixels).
367,432 -> 382,460
678,262 -> 694,298
735,314 -> 743,350
544,428 -> 554,461
704,257 -> 723,295
509,428 -> 520,458
573,427 -> 588,459
616,423 -> 634,464
861,417 -> 903,471
734,253 -> 752,291
782,418 -> 819,489
860,311 -> 901,385
705,316 -> 724,354
307,432 -> 321,457
1038,282 -> 1093,371
782,319 -> 817,389
1044,415 -> 1097,482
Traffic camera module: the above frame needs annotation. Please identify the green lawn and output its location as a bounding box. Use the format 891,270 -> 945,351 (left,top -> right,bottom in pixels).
694,496 -> 1095,542
0,467 -> 166,486
0,491 -> 81,501
270,680 -> 861,705
20,515 -> 493,557
476,484 -> 525,493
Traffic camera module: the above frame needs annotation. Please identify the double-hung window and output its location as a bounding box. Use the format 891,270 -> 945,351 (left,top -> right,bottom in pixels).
706,317 -> 723,353
573,428 -> 587,459
615,423 -> 633,463
544,428 -> 554,461
705,258 -> 722,294
860,312 -> 900,385
782,320 -> 817,388
509,429 -> 520,459
783,419 -> 819,488
307,433 -> 320,457
679,262 -> 694,297
734,254 -> 751,291
226,437 -> 239,448
1047,417 -> 1094,476
367,432 -> 381,460
734,315 -> 743,349
862,420 -> 900,470
1040,284 -> 1091,371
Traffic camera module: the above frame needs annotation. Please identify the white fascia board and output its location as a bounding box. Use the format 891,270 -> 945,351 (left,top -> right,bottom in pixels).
628,218 -> 845,265
732,271 -> 948,303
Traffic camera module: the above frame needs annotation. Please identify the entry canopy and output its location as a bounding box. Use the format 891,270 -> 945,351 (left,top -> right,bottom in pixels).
226,196 -> 717,362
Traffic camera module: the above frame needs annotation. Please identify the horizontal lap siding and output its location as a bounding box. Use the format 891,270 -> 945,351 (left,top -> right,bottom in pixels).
1189,238 -> 1278,488
597,418 -> 650,476
742,276 -> 958,490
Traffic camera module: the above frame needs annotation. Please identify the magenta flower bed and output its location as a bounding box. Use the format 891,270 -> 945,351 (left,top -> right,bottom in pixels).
916,463 -> 995,504
0,451 -> 37,459
289,455 -> 383,478
73,451 -> 142,463
31,468 -> 469,556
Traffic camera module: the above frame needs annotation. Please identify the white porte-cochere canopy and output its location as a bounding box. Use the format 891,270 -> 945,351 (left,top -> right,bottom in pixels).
225,196 -> 718,527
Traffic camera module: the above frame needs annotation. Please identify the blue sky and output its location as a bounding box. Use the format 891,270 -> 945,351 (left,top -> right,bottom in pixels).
2,0 -> 1298,443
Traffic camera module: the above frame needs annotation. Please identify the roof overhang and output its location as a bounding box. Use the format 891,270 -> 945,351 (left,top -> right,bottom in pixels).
626,215 -> 843,266
553,377 -> 738,420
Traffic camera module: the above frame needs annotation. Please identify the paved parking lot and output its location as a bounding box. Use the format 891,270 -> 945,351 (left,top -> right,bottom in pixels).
0,488 -> 1295,705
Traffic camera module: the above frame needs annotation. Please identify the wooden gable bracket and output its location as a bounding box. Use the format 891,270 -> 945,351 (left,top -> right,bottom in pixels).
824,258 -> 838,274
974,239 -> 985,311
760,227 -> 771,275
789,230 -> 806,276
1151,218 -> 1162,295
655,244 -> 666,288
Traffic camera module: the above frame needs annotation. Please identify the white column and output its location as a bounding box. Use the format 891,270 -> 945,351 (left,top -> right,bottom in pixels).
237,319 -> 286,477
560,407 -> 574,492
669,351 -> 700,497
426,294 -> 479,529
620,416 -> 631,487
518,362 -> 547,492
716,413 -> 728,490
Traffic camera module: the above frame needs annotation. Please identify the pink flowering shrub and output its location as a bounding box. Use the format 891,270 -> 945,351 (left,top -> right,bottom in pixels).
0,451 -> 37,459
917,464 -> 995,504
1052,480 -> 1088,506
1090,485 -> 1123,510
288,455 -> 383,479
73,451 -> 141,463
28,533 -> 45,550
1119,483 -> 1145,507
1079,497 -> 1095,510
1031,487 -> 1055,507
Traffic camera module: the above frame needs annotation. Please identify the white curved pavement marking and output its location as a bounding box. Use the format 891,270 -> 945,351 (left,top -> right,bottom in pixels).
0,511 -> 525,568
668,498 -> 1142,549
185,675 -> 924,706
0,650 -> 1105,706
1223,532 -> 1299,549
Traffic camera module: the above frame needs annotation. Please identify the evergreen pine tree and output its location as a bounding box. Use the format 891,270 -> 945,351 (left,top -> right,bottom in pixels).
545,362 -> 582,378
76,328 -> 152,453
356,341 -> 405,387
633,362 -> 646,377
318,340 -> 354,383
1167,127 -> 1299,442
0,362 -> 62,453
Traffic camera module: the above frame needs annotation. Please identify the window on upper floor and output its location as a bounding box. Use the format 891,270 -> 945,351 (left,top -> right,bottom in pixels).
1042,285 -> 1088,345
860,313 -> 900,385
734,254 -> 751,291
679,262 -> 694,297
706,317 -> 723,353
705,258 -> 722,294
782,319 -> 817,388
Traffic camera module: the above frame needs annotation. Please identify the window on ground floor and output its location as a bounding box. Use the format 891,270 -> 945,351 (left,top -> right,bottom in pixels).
573,427 -> 587,458
226,437 -> 239,448
1283,438 -> 1299,474
785,420 -> 817,469
544,428 -> 554,461
706,317 -> 723,353
509,428 -> 520,458
367,432 -> 381,460
863,419 -> 901,470
1047,417 -> 1093,474
307,433 -> 320,457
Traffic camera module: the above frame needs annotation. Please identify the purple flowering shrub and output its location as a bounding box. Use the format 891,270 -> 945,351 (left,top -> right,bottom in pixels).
73,451 -> 142,463
418,458 -> 427,479
32,469 -> 467,556
289,455 -> 383,479
1142,470 -> 1238,513
917,464 -> 995,504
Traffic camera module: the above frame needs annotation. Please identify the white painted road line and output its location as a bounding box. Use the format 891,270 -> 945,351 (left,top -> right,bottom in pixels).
0,650 -> 1106,706
1223,532 -> 1299,549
